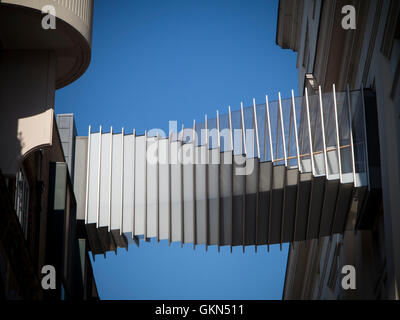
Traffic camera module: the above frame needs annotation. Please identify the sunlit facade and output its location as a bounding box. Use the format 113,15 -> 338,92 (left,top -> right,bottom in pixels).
277,0 -> 399,300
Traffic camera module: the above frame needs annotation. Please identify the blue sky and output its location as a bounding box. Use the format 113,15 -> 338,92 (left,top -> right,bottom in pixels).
55,0 -> 299,300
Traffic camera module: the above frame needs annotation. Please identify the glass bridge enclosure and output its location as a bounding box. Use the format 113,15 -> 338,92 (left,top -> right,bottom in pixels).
80,85 -> 370,255
170,86 -> 368,187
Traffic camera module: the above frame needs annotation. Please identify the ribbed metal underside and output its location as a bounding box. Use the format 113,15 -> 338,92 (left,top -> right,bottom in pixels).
75,86 -> 370,256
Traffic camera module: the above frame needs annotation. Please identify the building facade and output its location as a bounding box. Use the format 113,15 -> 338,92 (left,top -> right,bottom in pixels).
277,0 -> 400,299
0,0 -> 98,299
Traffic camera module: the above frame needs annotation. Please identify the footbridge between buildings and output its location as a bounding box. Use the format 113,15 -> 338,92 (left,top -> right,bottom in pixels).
73,85 -> 381,256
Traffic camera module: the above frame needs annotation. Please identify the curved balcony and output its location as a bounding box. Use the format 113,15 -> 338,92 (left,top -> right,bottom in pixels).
0,0 -> 93,88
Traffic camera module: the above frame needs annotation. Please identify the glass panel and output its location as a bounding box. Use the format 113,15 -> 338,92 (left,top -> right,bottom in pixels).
195,121 -> 205,147
308,93 -> 325,175
256,103 -> 268,162
280,97 -> 292,166
350,90 -> 367,175
231,108 -> 243,156
268,100 -> 283,165
322,92 -> 339,176
243,105 -> 256,158
336,91 -> 352,175
296,96 -> 312,173
219,113 -> 231,152
207,117 -> 218,150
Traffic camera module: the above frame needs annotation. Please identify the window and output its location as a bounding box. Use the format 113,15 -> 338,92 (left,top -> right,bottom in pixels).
14,170 -> 30,239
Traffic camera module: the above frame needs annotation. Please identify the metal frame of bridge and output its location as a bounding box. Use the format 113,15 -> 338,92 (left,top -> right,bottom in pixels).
73,84 -> 380,256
